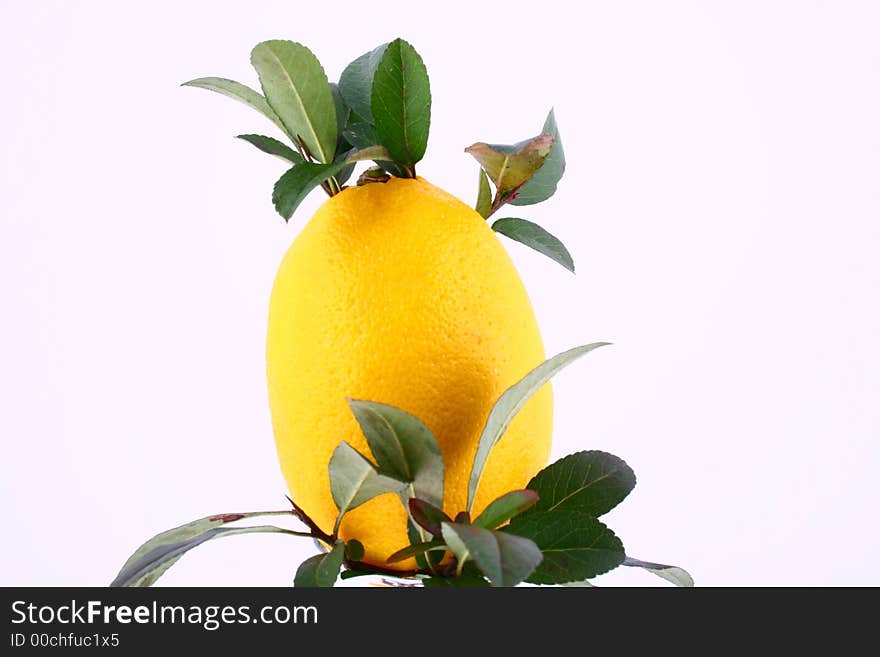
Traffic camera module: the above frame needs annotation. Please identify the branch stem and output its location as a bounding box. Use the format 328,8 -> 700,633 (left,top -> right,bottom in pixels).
286,495 -> 335,544
284,495 -> 470,584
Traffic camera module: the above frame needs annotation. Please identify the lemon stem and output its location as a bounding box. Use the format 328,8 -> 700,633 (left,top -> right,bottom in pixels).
326,175 -> 341,195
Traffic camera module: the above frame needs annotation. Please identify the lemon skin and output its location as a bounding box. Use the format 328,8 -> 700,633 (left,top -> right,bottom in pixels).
266,177 -> 552,568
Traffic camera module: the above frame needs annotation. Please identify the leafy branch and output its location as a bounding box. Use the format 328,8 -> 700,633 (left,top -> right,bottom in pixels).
111,341 -> 691,588
183,38 -> 431,221
466,110 -> 573,272
466,133 -> 555,217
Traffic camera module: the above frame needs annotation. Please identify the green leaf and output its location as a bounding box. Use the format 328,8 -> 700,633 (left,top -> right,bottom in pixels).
473,490 -> 539,530
338,43 -> 389,123
505,510 -> 625,584
333,140 -> 355,186
344,539 -> 365,561
441,522 -> 542,587
331,87 -> 355,185
467,343 -> 611,512
110,511 -> 302,587
347,399 -> 444,508
343,115 -> 409,178
272,161 -> 345,220
465,134 -> 553,198
510,109 -> 565,205
386,539 -> 447,564
371,38 -> 431,175
236,134 -> 303,164
334,161 -> 355,187
330,83 -> 350,134
329,442 -> 407,534
340,568 -> 375,580
181,77 -> 287,136
408,498 -> 451,538
250,40 -> 337,163
523,450 -> 636,518
422,573 -> 490,588
294,541 -> 345,588
476,169 -> 492,218
343,114 -> 379,149
624,557 -> 694,587
343,145 -> 394,164
491,217 -> 575,272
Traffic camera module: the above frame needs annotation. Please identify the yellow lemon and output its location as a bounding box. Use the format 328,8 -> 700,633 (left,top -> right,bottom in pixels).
266,176 -> 552,568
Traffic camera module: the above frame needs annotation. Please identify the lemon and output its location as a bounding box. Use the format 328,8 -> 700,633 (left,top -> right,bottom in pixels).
266,176 -> 552,567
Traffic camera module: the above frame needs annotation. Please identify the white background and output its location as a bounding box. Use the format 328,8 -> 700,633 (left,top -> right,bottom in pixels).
2,1 -> 878,587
